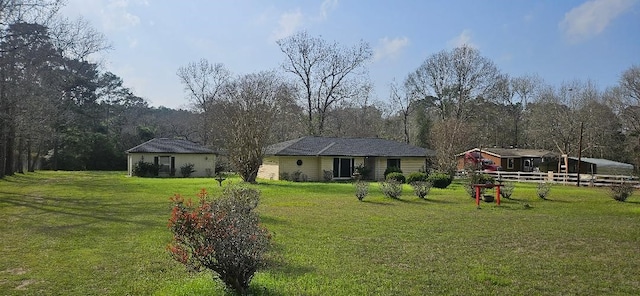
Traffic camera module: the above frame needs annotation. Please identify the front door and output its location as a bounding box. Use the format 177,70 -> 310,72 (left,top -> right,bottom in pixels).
364,157 -> 376,180
333,158 -> 354,178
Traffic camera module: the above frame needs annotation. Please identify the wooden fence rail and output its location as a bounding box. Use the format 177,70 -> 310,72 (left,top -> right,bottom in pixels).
460,171 -> 639,187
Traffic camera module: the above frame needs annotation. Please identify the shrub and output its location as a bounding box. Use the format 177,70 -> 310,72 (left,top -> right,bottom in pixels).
411,181 -> 432,199
500,181 -> 515,199
537,182 -> 551,199
180,163 -> 196,177
279,172 -> 290,181
427,173 -> 453,189
386,172 -> 406,183
380,179 -> 403,199
354,164 -> 371,180
167,186 -> 270,295
214,158 -> 229,174
610,181 -> 634,202
464,172 -> 494,198
133,160 -> 159,177
354,180 -> 369,201
407,172 -> 428,184
290,170 -> 308,182
323,170 -> 333,182
464,183 -> 482,198
384,166 -> 402,178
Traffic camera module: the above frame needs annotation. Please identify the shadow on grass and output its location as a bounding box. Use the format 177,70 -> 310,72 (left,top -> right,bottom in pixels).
263,243 -> 315,280
423,197 -> 456,204
0,191 -> 162,227
260,215 -> 289,225
395,197 -> 431,204
247,285 -> 287,296
360,200 -> 393,206
539,198 -> 570,203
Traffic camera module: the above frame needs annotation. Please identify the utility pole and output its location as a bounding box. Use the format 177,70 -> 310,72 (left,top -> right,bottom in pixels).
577,122 -> 583,187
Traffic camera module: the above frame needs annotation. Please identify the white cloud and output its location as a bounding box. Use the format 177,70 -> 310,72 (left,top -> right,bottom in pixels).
559,0 -> 636,43
270,9 -> 304,41
523,12 -> 534,23
373,37 -> 410,61
128,37 -> 138,48
61,0 -> 143,31
448,29 -> 476,48
319,0 -> 338,20
269,1 -> 337,41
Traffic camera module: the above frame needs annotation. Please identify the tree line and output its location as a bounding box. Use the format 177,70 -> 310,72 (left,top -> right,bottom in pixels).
182,31 -> 640,177
1,3 -> 638,178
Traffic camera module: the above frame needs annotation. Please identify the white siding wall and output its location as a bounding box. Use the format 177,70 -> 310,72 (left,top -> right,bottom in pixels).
258,157 -> 280,180
127,153 -> 216,177
277,156 -> 321,181
257,155 -> 426,181
373,157 -> 426,180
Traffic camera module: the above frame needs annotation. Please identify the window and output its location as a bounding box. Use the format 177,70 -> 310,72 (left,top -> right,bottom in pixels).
387,158 -> 401,170
333,158 -> 354,178
154,156 -> 174,175
507,158 -> 514,169
158,156 -> 171,173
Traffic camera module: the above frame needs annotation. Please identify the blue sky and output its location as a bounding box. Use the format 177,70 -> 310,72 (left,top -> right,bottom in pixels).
61,0 -> 640,109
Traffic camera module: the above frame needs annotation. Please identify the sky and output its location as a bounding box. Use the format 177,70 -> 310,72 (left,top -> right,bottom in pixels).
60,0 -> 640,109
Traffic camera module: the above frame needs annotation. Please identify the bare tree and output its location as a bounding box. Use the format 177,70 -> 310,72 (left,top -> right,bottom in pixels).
277,31 -> 372,136
430,118 -> 475,173
389,78 -> 414,143
49,17 -> 111,62
620,65 -> 640,102
406,45 -> 500,120
0,0 -> 62,28
177,59 -> 231,145
609,65 -> 640,168
220,71 -> 293,183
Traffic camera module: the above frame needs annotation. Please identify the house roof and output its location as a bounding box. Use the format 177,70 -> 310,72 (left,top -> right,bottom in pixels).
456,147 -> 558,158
126,138 -> 215,154
265,136 -> 435,157
568,157 -> 634,170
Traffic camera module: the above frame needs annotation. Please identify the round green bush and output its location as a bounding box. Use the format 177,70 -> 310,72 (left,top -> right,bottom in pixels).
385,172 -> 406,184
427,173 -> 452,189
384,166 -> 403,178
469,173 -> 495,185
407,172 -> 428,184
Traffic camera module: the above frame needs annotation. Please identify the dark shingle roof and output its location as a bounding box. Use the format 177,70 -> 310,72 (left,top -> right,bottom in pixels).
126,138 -> 214,154
482,148 -> 558,158
265,137 -> 435,157
457,147 -> 557,158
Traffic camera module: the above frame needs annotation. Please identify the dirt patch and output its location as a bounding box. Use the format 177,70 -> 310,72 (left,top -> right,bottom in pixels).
15,279 -> 37,290
2,267 -> 27,275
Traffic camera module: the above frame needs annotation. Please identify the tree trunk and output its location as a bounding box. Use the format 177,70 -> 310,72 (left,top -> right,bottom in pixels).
16,136 -> 24,173
4,123 -> 15,176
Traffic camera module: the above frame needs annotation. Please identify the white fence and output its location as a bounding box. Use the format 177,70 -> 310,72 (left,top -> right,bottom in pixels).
465,171 -> 639,187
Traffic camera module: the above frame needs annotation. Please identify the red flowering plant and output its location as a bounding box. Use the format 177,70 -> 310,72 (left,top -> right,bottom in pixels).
167,186 -> 270,295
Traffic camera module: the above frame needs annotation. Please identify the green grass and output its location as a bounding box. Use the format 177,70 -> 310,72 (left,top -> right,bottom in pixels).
1,171 -> 639,295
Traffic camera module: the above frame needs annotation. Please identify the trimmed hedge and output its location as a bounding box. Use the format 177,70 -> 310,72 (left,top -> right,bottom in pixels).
386,172 -> 406,184
407,172 -> 428,184
384,166 -> 403,178
427,173 -> 452,189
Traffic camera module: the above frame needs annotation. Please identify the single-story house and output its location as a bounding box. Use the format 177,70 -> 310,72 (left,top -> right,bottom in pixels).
567,157 -> 634,175
126,138 -> 216,177
456,147 -> 558,172
258,136 -> 435,181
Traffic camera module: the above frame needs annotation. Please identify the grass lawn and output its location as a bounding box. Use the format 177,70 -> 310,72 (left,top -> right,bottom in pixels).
1,171 -> 639,295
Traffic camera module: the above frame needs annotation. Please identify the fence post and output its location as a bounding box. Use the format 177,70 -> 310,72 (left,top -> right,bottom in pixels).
547,171 -> 554,182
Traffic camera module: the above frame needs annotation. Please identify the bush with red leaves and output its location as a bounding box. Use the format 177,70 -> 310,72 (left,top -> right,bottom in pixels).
167,186 -> 270,295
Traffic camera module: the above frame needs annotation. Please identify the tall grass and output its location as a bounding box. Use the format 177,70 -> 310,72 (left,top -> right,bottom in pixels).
1,172 -> 639,295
